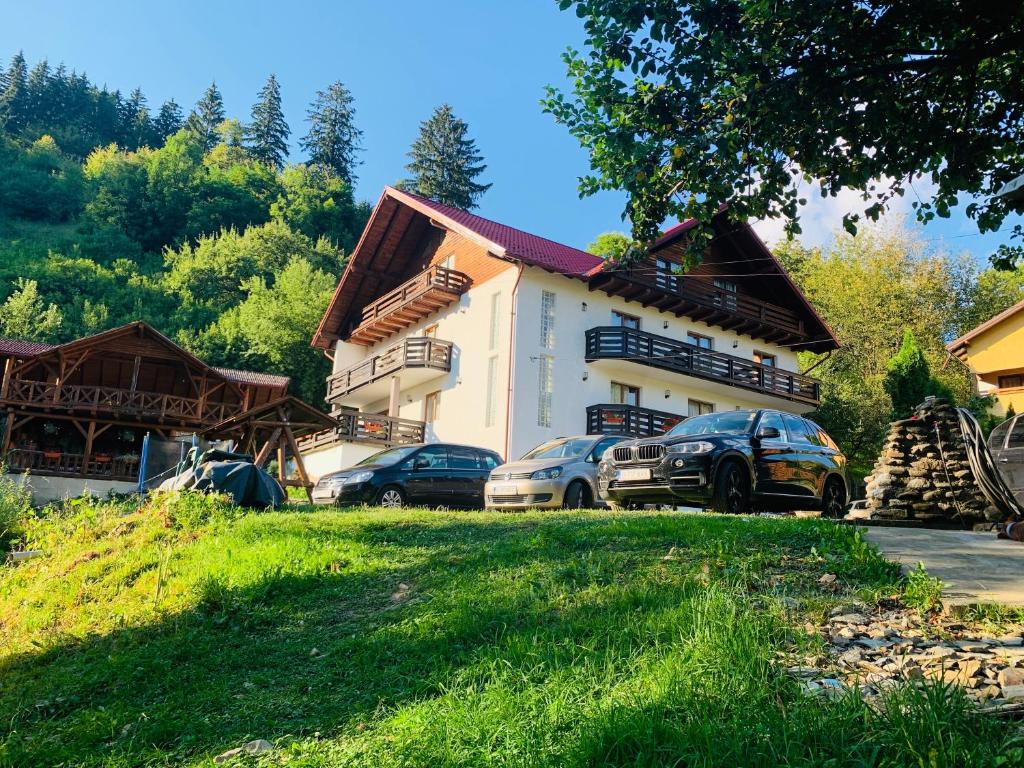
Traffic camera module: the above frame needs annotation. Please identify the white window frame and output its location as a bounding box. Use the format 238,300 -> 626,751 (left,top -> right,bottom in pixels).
537,354 -> 554,427
688,399 -> 714,417
610,381 -> 640,406
488,292 -> 501,351
485,356 -> 499,428
424,390 -> 441,423
540,290 -> 556,349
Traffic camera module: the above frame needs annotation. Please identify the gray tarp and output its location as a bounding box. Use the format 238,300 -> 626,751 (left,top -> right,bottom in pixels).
158,448 -> 285,508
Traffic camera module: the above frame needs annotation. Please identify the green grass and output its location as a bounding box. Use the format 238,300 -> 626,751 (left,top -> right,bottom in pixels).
0,495 -> 1020,767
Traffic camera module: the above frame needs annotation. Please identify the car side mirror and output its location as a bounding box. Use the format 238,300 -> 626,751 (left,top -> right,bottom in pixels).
756,426 -> 781,440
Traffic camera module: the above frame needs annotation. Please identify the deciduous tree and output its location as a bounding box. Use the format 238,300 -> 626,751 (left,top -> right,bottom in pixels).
0,278 -> 63,341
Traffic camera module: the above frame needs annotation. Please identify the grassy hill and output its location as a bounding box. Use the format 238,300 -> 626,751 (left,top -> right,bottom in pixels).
0,495 -> 1018,767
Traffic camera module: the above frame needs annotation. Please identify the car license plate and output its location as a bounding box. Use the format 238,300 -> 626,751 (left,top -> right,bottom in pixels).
493,484 -> 518,495
617,468 -> 651,482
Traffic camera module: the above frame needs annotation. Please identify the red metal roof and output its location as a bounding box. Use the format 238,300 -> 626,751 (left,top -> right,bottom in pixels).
214,367 -> 291,388
391,188 -> 604,277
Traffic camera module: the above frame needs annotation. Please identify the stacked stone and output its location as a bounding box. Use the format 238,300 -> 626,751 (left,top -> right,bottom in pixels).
862,399 -> 996,523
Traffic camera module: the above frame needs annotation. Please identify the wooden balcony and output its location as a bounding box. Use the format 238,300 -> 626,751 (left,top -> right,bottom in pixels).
297,411 -> 425,452
589,270 -> 806,345
348,265 -> 470,345
5,448 -> 140,482
585,326 -> 820,405
1,380 -> 244,425
326,337 -> 453,404
586,403 -> 685,437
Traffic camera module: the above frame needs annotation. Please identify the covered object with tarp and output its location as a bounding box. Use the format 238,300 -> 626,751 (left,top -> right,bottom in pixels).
159,447 -> 285,508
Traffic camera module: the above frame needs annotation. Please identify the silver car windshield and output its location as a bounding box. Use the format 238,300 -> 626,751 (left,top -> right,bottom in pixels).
521,437 -> 595,460
667,412 -> 757,436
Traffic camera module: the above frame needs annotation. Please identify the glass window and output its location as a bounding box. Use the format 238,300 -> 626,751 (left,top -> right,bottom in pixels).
612,310 -> 641,329
488,292 -> 501,350
999,374 -> 1024,389
754,351 -> 776,367
423,324 -> 438,338
590,436 -> 624,460
655,258 -> 679,292
424,391 -> 441,423
1009,418 -> 1024,449
449,446 -> 479,470
440,253 -> 455,270
357,446 -> 418,466
540,290 -> 556,349
756,411 -> 786,442
990,420 -> 1012,450
782,413 -> 814,444
611,382 -> 640,406
485,356 -> 499,428
537,354 -> 554,427
669,411 -> 756,436
481,452 -> 501,470
687,332 -> 714,350
688,399 -> 714,417
412,446 -> 448,469
522,437 -> 595,460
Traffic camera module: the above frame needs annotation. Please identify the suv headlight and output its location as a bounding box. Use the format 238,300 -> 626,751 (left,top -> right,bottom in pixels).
667,441 -> 715,455
531,466 -> 563,480
344,470 -> 375,484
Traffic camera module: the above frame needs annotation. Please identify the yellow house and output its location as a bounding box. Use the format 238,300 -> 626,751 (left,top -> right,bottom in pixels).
947,298 -> 1024,417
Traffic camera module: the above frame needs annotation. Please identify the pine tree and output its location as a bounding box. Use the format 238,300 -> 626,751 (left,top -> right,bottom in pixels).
300,81 -> 361,183
24,58 -> 51,127
154,99 -> 183,140
883,330 -> 951,419
402,104 -> 491,210
0,52 -> 28,133
120,87 -> 155,149
185,81 -> 225,152
247,74 -> 290,169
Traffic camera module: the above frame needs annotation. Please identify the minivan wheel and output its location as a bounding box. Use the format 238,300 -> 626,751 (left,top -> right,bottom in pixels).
376,485 -> 406,509
711,460 -> 750,515
821,477 -> 847,519
563,481 -> 590,509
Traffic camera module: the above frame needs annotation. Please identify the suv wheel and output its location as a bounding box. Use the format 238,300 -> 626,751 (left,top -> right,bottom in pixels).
711,460 -> 750,515
376,485 -> 406,508
821,477 -> 846,518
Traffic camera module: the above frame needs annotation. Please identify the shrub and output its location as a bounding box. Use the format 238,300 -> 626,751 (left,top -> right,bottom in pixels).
0,469 -> 34,547
148,489 -> 235,529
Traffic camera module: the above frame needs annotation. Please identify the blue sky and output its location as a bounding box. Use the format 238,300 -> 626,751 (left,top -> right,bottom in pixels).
3,0 -> 1017,263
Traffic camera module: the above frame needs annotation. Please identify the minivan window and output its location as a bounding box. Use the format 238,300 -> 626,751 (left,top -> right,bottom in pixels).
357,446 -> 418,466
450,446 -> 480,470
481,453 -> 501,470
413,446 -> 449,469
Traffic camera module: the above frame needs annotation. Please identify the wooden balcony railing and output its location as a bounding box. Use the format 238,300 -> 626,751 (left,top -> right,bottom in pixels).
1,380 -> 244,424
297,412 -> 425,452
349,265 -> 470,344
585,326 -> 820,405
326,337 -> 453,402
586,403 -> 685,437
5,448 -> 140,481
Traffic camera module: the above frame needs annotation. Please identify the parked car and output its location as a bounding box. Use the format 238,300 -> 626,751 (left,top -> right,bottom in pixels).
311,443 -> 503,508
597,409 -> 848,516
485,434 -> 628,510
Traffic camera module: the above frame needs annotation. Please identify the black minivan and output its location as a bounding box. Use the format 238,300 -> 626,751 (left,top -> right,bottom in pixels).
597,409 -> 847,515
311,443 -> 503,508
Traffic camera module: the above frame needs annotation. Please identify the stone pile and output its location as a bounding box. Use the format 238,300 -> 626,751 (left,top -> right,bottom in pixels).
787,605 -> 1024,704
861,399 -> 997,523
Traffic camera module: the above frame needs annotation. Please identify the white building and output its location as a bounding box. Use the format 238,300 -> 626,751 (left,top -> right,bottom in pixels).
301,186 -> 838,477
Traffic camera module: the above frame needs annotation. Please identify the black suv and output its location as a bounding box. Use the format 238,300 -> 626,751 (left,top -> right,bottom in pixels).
311,443 -> 503,508
597,409 -> 847,515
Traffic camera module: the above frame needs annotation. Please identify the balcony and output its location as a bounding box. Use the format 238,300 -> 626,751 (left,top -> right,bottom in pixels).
0,380 -> 244,425
585,326 -> 820,405
587,403 -> 685,437
590,270 -> 806,345
5,448 -> 140,482
326,337 -> 453,407
348,265 -> 470,345
297,411 -> 425,452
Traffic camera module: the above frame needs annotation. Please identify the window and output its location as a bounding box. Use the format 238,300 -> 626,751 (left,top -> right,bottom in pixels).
1008,419 -> 1024,449
439,253 -> 456,270
687,332 -> 714,350
449,446 -> 480,470
612,310 -> 641,330
423,324 -> 438,338
610,382 -> 640,406
781,413 -> 814,444
756,411 -> 786,442
413,446 -> 448,469
488,292 -> 501,350
424,391 -> 441,423
754,351 -> 776,367
655,258 -> 679,292
590,436 -> 624,462
999,374 -> 1024,389
714,278 -> 737,293
537,354 -> 554,427
540,290 -> 556,349
688,399 -> 714,417
480,452 -> 501,471
485,356 -> 499,428
713,278 -> 738,311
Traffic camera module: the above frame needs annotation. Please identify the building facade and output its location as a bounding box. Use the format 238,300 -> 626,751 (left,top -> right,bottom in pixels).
303,187 -> 838,476
947,298 -> 1024,418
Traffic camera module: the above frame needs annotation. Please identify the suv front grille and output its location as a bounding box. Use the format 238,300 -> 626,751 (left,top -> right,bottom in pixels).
613,447 -> 633,463
612,444 -> 665,464
638,444 -> 664,462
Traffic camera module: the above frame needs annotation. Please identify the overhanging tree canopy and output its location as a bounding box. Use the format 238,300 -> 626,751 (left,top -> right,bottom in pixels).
544,1 -> 1024,262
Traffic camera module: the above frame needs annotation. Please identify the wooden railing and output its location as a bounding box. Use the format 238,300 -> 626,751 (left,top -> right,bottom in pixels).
585,326 -> 820,404
612,270 -> 805,336
5,448 -> 140,481
586,403 -> 685,437
1,380 -> 244,424
326,337 -> 453,401
358,265 -> 470,327
297,412 -> 425,451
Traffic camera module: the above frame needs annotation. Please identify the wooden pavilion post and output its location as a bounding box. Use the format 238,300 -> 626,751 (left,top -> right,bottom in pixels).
80,421 -> 97,478
0,358 -> 13,401
1,408 -> 14,458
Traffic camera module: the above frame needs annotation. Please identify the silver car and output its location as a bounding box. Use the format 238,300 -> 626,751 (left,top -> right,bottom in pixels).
485,434 -> 627,510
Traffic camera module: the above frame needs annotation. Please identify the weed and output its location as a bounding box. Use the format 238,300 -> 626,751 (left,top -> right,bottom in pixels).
904,562 -> 945,615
